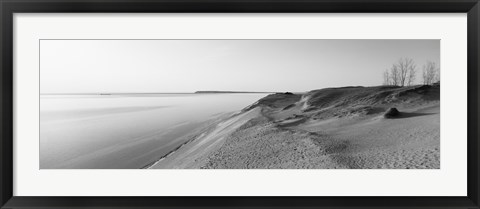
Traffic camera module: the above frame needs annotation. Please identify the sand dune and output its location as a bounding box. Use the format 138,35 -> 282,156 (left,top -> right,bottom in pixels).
149,84 -> 440,169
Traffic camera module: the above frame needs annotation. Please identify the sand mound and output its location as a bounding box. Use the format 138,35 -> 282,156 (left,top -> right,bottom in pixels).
243,92 -> 301,111
384,108 -> 400,118
244,84 -> 439,121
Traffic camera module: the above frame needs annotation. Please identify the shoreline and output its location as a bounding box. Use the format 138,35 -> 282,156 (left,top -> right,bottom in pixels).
143,111 -> 239,169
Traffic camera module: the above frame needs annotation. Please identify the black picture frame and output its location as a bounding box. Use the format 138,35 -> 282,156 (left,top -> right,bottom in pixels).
1,0 -> 479,208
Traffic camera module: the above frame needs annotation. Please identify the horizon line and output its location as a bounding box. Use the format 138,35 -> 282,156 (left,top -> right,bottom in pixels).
39,91 -> 279,95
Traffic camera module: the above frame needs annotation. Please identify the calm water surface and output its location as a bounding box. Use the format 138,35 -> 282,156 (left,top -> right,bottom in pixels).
40,93 -> 266,169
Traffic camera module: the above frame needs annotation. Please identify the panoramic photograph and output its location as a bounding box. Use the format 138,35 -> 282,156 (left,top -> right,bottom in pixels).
40,39 -> 440,169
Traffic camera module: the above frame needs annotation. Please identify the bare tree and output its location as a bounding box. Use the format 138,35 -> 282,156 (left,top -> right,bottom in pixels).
383,69 -> 390,85
407,64 -> 416,86
383,58 -> 417,86
390,64 -> 399,86
397,58 -> 416,86
422,61 -> 439,85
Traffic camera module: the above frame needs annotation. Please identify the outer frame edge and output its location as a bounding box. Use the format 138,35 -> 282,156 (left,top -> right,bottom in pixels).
1,0 -> 479,209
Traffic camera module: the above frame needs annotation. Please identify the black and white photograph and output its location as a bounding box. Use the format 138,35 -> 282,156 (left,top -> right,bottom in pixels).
40,39 -> 440,169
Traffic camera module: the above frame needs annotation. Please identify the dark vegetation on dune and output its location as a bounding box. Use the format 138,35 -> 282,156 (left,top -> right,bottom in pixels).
244,84 -> 440,120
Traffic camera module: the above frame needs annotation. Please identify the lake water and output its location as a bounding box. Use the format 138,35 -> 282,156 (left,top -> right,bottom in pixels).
40,93 -> 267,169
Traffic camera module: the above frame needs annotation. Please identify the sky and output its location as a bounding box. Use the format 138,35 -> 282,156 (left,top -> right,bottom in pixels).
40,39 -> 440,93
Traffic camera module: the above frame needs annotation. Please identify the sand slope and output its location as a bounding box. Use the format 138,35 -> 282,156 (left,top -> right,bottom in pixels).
149,108 -> 262,168
150,84 -> 440,169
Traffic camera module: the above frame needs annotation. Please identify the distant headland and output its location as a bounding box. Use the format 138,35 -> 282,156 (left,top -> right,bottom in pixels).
194,91 -> 275,94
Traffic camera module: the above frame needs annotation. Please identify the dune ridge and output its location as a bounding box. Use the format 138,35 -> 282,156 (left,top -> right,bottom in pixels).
149,84 -> 440,169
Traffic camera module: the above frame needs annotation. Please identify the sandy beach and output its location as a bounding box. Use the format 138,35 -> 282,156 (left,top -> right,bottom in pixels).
149,84 -> 440,169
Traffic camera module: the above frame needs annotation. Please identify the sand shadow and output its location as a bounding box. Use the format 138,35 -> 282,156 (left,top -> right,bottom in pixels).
388,112 -> 437,119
